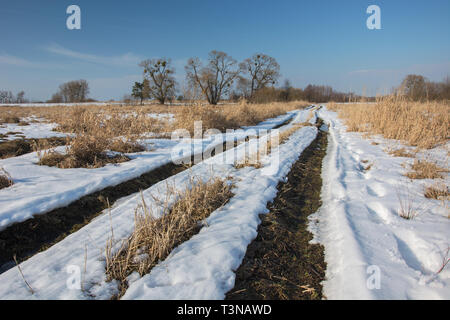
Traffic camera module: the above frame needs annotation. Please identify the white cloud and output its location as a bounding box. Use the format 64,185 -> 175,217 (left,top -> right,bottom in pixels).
44,43 -> 142,67
0,54 -> 36,67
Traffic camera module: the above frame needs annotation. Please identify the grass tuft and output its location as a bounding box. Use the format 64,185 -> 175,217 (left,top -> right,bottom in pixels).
105,177 -> 233,298
0,167 -> 13,189
405,159 -> 447,180
37,134 -> 132,169
424,183 -> 449,200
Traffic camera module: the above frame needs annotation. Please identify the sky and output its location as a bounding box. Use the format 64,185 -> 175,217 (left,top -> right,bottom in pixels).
0,0 -> 449,101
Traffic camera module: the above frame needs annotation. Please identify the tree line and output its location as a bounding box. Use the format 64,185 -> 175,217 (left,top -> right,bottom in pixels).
0,90 -> 27,104
128,50 -> 379,104
48,79 -> 92,103
395,74 -> 450,101
131,51 -> 282,105
2,59 -> 448,105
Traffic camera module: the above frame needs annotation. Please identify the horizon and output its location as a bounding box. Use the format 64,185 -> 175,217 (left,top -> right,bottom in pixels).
1,0 -> 449,101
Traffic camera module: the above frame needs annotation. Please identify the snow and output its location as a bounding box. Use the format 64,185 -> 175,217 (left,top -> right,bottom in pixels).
308,106 -> 449,300
0,107 -> 317,299
0,119 -> 67,141
0,111 -> 296,230
2,104 -> 445,300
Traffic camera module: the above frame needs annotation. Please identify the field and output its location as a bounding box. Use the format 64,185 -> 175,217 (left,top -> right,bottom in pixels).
0,99 -> 448,300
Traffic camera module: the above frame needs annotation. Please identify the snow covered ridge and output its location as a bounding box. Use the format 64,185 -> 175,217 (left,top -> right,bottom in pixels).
0,110 -> 297,230
0,109 -> 318,299
310,107 -> 449,300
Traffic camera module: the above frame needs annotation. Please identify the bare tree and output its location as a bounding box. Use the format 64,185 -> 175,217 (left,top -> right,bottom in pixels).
279,79 -> 292,101
235,76 -> 252,99
57,80 -> 90,102
0,91 -> 14,104
400,74 -> 427,101
185,50 -> 240,105
239,53 -> 280,99
180,80 -> 202,103
15,91 -> 26,103
48,92 -> 63,103
139,58 -> 176,104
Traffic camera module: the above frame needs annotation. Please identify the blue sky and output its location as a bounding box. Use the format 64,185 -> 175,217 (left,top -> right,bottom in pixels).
1,0 -> 449,101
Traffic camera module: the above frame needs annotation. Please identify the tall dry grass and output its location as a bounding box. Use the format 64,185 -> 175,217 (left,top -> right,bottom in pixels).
172,101 -> 308,134
328,96 -> 449,149
105,177 -> 233,297
3,101 -> 308,168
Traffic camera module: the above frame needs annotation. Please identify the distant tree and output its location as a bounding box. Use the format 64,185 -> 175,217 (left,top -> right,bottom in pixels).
239,53 -> 280,99
185,50 -> 240,105
0,91 -> 14,104
279,79 -> 292,101
48,92 -> 63,103
304,84 -> 334,102
57,80 -> 90,102
400,74 -> 427,101
15,91 -> 26,103
235,76 -> 252,99
139,58 -> 176,104
132,79 -> 150,105
442,76 -> 450,100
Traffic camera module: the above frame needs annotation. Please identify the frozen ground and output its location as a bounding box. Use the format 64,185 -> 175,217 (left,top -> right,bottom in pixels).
309,106 -> 449,300
0,108 -> 317,299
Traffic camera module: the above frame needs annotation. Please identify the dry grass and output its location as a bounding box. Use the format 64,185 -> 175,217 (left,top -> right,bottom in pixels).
2,101 -> 307,138
36,135 -> 136,169
396,184 -> 420,220
0,167 -> 13,189
2,100 -> 307,139
328,96 -> 449,149
234,121 -> 311,169
0,114 -> 21,124
105,177 -> 233,297
388,147 -> 416,158
424,182 -> 449,200
3,102 -> 308,168
235,156 -> 263,169
52,107 -> 169,138
405,159 -> 447,180
172,101 -> 308,134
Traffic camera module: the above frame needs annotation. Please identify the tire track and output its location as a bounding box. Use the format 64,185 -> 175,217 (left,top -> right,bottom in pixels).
226,119 -> 328,300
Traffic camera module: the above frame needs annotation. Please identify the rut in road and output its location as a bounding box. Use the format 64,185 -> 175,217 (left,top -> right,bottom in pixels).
226,119 -> 328,300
